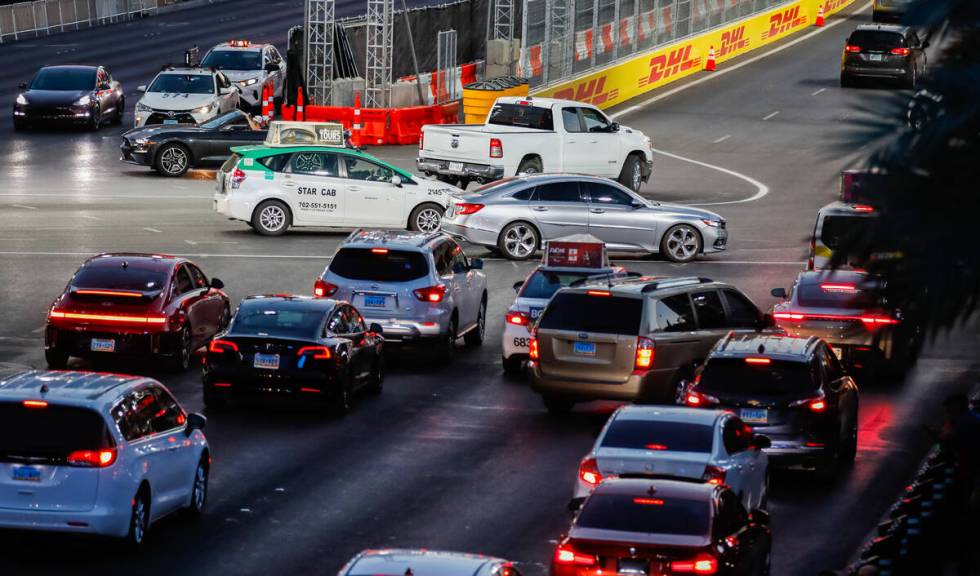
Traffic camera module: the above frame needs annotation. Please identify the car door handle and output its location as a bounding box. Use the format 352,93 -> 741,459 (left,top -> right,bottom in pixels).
567,139 -> 577,144
364,196 -> 378,200
590,208 -> 605,214
349,186 -> 361,192
532,206 -> 548,211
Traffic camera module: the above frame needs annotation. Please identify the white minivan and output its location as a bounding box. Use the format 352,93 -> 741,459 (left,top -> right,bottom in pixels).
0,371 -> 209,546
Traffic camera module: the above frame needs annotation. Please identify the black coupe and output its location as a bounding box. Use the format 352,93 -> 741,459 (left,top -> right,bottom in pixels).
120,109 -> 267,177
13,65 -> 124,131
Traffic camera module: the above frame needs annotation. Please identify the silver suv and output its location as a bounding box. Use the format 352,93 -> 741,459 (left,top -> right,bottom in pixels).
315,230 -> 487,363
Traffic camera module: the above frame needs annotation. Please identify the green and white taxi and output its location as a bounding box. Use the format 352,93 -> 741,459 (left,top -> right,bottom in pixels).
214,121 -> 461,236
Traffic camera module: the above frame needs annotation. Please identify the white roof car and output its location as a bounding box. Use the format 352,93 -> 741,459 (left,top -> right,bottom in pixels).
201,40 -> 286,108
0,371 -> 210,546
134,67 -> 240,127
338,549 -> 522,576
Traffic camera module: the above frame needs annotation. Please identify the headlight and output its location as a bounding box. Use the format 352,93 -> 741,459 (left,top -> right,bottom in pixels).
74,95 -> 91,106
135,102 -> 152,113
701,219 -> 722,228
238,78 -> 258,86
195,102 -> 216,115
16,94 -> 28,106
135,138 -> 150,146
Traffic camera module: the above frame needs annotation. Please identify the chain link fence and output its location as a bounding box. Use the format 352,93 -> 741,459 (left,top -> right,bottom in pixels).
0,0 -> 172,43
520,0 -> 788,87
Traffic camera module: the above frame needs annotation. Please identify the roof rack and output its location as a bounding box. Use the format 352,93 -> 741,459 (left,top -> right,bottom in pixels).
640,277 -> 714,293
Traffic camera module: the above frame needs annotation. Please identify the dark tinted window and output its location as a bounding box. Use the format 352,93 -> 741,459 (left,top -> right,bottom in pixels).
0,402 -> 112,463
820,215 -> 872,250
583,182 -> 634,205
848,30 -> 906,50
715,491 -> 748,536
72,266 -> 167,292
221,153 -> 242,173
692,290 -> 727,329
257,154 -> 290,172
655,294 -> 696,332
147,73 -> 214,95
581,108 -> 612,132
151,387 -> 185,433
534,182 -> 583,203
487,103 -> 554,130
520,271 -> 595,299
539,293 -> 642,335
562,108 -> 583,132
201,49 -> 263,70
112,388 -> 165,442
231,305 -> 326,339
432,242 -> 453,276
187,264 -> 208,288
698,358 -> 819,398
330,248 -> 429,282
722,418 -> 752,454
511,187 -> 534,201
173,266 -> 195,295
602,419 -> 715,453
577,493 -> 711,536
797,282 -> 878,309
31,68 -> 96,91
722,290 -> 760,328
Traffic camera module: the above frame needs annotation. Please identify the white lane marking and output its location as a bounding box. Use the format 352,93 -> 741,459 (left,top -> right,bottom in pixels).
650,147 -> 769,206
185,240 -> 198,246
762,111 -> 780,121
11,204 -> 37,210
31,326 -> 46,334
608,1 -> 873,119
0,251 -> 334,260
79,215 -> 100,220
712,134 -> 732,144
144,227 -> 163,233
812,88 -> 827,96
0,194 -> 211,199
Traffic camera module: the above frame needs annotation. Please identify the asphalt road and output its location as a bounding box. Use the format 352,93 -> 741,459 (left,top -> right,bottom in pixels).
1,2 -> 978,575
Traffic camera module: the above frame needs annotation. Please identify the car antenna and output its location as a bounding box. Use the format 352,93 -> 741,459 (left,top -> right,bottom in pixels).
121,261 -> 128,270
404,569 -> 414,576
757,344 -> 765,354
39,384 -> 49,395
647,485 -> 657,496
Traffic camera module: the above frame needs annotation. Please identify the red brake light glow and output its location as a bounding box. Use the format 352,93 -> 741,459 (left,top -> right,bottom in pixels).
820,283 -> 857,292
773,311 -> 805,321
23,400 -> 48,408
300,387 -> 322,393
702,465 -> 727,486
506,311 -> 529,326
490,138 -> 503,158
48,310 -> 166,325
671,555 -> 719,574
579,456 -> 601,486
371,248 -> 389,254
645,443 -> 668,451
455,203 -> 485,215
685,391 -> 718,407
313,279 -> 338,298
209,339 -> 239,353
890,47 -> 910,55
413,285 -> 447,303
586,290 -> 611,297
633,497 -> 664,505
809,399 -> 827,413
529,337 -> 539,360
860,315 -> 899,326
297,346 -> 331,359
231,167 -> 246,188
73,289 -> 143,298
634,336 -> 655,371
744,357 -> 771,365
853,204 -> 875,212
554,545 -> 596,566
67,448 -> 117,468
845,44 -> 861,53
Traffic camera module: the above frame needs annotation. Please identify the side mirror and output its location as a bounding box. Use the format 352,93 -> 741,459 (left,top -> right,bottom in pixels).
770,287 -> 787,299
469,257 -> 484,270
185,412 -> 207,436
391,174 -> 402,187
567,498 -> 585,512
630,200 -> 645,209
210,277 -> 225,289
749,509 -> 770,526
264,62 -> 280,73
18,82 -> 27,90
369,322 -> 384,336
753,434 -> 772,450
137,85 -> 147,93
513,280 -> 524,292
609,122 -> 620,132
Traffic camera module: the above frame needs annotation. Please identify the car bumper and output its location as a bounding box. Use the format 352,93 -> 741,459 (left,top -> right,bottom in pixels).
237,86 -> 263,107
502,322 -> 532,360
416,157 -> 505,181
702,226 -> 728,253
363,317 -> 446,344
13,108 -> 93,123
47,326 -> 179,358
119,143 -> 153,166
529,364 -> 673,403
0,503 -> 129,538
440,220 -> 500,248
843,65 -> 908,79
213,193 -> 256,222
204,370 -> 340,399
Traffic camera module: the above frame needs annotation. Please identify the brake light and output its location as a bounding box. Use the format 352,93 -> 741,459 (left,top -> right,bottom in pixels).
231,167 -> 246,188
773,311 -> 805,321
506,310 -> 529,326
73,289 -> 143,298
685,390 -> 718,407
413,285 -> 447,303
890,47 -> 910,56
744,357 -> 771,365
820,283 -> 857,292
67,448 -> 117,468
671,555 -> 718,574
860,315 -> 899,326
702,465 -> 727,486
791,394 -> 827,413
634,336 -> 655,371
634,497 -> 664,505
645,443 -> 668,451
455,203 -> 484,215
208,339 -> 239,353
419,131 -> 424,150
554,544 -> 596,566
23,400 -> 48,408
529,337 -> 539,360
578,456 -> 601,486
371,248 -> 389,254
845,44 -> 861,53
490,138 -> 503,158
47,310 -> 167,325
313,279 -> 338,298
809,399 -> 827,412
853,204 -> 875,212
297,346 -> 331,359
586,289 -> 611,296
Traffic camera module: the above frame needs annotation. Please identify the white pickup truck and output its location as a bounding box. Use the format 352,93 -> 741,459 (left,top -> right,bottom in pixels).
416,96 -> 654,191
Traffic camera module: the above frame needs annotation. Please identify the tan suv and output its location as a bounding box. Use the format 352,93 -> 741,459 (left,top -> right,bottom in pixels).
528,277 -> 773,414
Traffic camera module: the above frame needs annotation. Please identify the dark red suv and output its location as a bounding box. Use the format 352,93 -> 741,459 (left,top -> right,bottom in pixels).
45,253 -> 230,370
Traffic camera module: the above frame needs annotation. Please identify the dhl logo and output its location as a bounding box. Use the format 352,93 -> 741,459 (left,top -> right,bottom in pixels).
761,6 -> 807,40
718,25 -> 749,57
823,0 -> 847,12
553,76 -> 620,106
639,45 -> 702,86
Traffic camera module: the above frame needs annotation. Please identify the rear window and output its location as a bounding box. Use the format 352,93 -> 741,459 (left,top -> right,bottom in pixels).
520,271 -> 596,300
698,358 -> 818,398
820,215 -> 872,249
329,248 -> 429,282
796,282 -> 878,308
538,293 -> 643,335
848,30 -> 906,49
602,419 -> 715,453
220,153 -> 241,173
72,266 -> 167,292
0,402 -> 112,464
577,493 -> 711,536
488,103 -> 554,131
231,307 -> 325,338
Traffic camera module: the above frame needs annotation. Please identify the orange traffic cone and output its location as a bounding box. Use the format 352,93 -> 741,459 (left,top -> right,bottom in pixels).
267,84 -> 275,122
260,82 -> 271,123
351,91 -> 362,148
815,4 -> 825,26
296,87 -> 305,122
705,46 -> 717,72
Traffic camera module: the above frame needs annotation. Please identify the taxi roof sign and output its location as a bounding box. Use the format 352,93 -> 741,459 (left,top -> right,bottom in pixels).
264,121 -> 346,148
543,234 -> 609,269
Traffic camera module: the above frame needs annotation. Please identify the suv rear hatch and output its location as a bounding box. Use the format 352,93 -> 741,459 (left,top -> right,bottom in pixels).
326,247 -> 434,321
778,281 -> 894,345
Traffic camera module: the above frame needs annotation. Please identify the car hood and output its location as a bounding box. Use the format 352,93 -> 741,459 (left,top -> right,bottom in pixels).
649,202 -> 723,222
123,124 -> 204,139
24,89 -> 89,105
220,70 -> 263,83
139,92 -> 216,111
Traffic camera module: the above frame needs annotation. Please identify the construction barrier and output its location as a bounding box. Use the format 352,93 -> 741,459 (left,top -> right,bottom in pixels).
532,0 -> 858,108
397,62 -> 480,106
280,100 -> 459,146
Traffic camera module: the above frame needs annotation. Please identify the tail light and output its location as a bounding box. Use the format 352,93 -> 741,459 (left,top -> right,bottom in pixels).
554,544 -> 597,567
314,279 -> 338,298
685,390 -> 718,407
23,400 -> 48,408
670,555 -> 718,574
455,203 -> 484,215
634,336 -> 655,371
297,346 -> 331,359
702,465 -> 727,486
419,131 -> 424,150
490,138 -> 503,158
209,339 -> 239,353
845,45 -> 861,53
860,315 -> 899,327
774,311 -> 898,328
413,285 -> 447,303
67,448 -> 117,468
578,456 -> 602,486
528,337 -> 539,360
231,167 -> 246,189
48,309 -> 167,325
506,310 -> 530,326
790,393 -> 827,413
890,47 -> 910,56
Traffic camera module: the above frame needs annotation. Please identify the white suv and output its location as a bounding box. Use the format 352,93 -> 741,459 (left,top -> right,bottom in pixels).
0,371 -> 210,546
201,40 -> 286,110
134,67 -> 240,127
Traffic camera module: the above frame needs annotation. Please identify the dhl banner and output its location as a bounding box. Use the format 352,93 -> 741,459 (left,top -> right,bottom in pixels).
533,0 -> 857,108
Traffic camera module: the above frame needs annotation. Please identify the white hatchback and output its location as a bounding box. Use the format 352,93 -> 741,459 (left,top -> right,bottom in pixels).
574,405 -> 769,511
0,371 -> 209,546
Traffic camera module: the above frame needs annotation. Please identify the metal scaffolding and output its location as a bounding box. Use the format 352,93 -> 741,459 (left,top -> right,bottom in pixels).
304,0 -> 336,105
365,0 -> 394,108
491,0 -> 514,40
436,29 -> 458,104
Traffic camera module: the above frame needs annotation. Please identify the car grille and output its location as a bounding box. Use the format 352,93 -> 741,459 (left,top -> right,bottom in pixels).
145,112 -> 197,125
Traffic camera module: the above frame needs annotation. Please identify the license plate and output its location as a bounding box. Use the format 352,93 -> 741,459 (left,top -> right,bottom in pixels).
12,466 -> 41,483
832,346 -> 844,360
163,119 -> 179,125
741,408 -> 768,424
448,161 -> 464,172
618,559 -> 649,575
573,341 -> 597,356
90,338 -> 115,353
254,353 -> 280,370
363,295 -> 386,308
529,307 -> 544,320
868,54 -> 883,61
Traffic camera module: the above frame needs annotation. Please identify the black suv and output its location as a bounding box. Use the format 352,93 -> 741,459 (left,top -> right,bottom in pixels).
685,333 -> 859,478
841,25 -> 927,88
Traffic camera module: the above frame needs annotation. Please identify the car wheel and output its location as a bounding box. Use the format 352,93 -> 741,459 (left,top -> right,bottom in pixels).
169,325 -> 193,372
840,73 -> 852,88
88,105 -> 101,131
907,66 -> 917,89
184,457 -> 208,518
366,355 -> 384,395
155,143 -> 191,177
125,487 -> 150,549
464,297 -> 486,347
409,203 -> 444,232
660,224 -> 702,263
114,98 -> 125,125
760,469 -> 770,510
671,375 -> 693,405
498,221 -> 539,260
502,355 -> 524,378
618,154 -> 643,192
45,346 -> 69,369
436,317 -> 457,365
252,200 -> 291,236
516,157 -> 542,175
543,395 -> 574,415
330,370 -> 353,417
840,416 -> 858,463
815,442 -> 840,483
218,304 -> 231,330
761,551 -> 772,576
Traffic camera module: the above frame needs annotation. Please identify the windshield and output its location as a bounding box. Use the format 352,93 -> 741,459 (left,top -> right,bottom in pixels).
520,271 -> 597,300
488,103 -> 554,130
329,248 -> 429,282
698,358 -> 819,398
577,493 -> 711,536
797,282 -> 879,309
31,68 -> 95,91
201,110 -> 245,129
148,73 -> 214,94
72,266 -> 168,292
0,402 -> 113,464
538,293 -> 643,335
602,419 -> 715,453
231,306 -> 326,339
201,49 -> 263,70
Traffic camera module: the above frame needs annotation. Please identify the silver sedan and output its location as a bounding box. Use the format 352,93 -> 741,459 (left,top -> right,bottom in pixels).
440,174 -> 728,261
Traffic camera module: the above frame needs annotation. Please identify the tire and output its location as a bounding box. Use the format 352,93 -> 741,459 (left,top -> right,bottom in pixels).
660,224 -> 702,263
113,98 -> 125,125
408,203 -> 444,233
672,375 -> 692,405
840,415 -> 858,463
183,457 -> 208,518
251,199 -> 291,236
840,73 -> 852,88
169,325 -> 193,372
436,317 -> 457,365
815,442 -> 840,484
502,355 -> 524,377
155,143 -> 191,177
543,395 -> 574,415
13,120 -> 28,132
45,346 -> 69,369
218,304 -> 231,330
125,487 -> 150,549
497,221 -> 540,260
516,156 -> 542,175
366,355 -> 384,395
464,297 -> 486,347
618,154 -> 644,192
330,370 -> 353,417
906,66 -> 917,89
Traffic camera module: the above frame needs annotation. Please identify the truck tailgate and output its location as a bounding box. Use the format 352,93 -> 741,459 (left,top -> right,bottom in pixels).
421,124 -> 545,163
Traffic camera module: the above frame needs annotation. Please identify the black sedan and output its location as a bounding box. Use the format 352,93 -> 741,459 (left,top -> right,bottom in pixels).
203,295 -> 384,415
13,65 -> 124,131
120,110 -> 267,177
